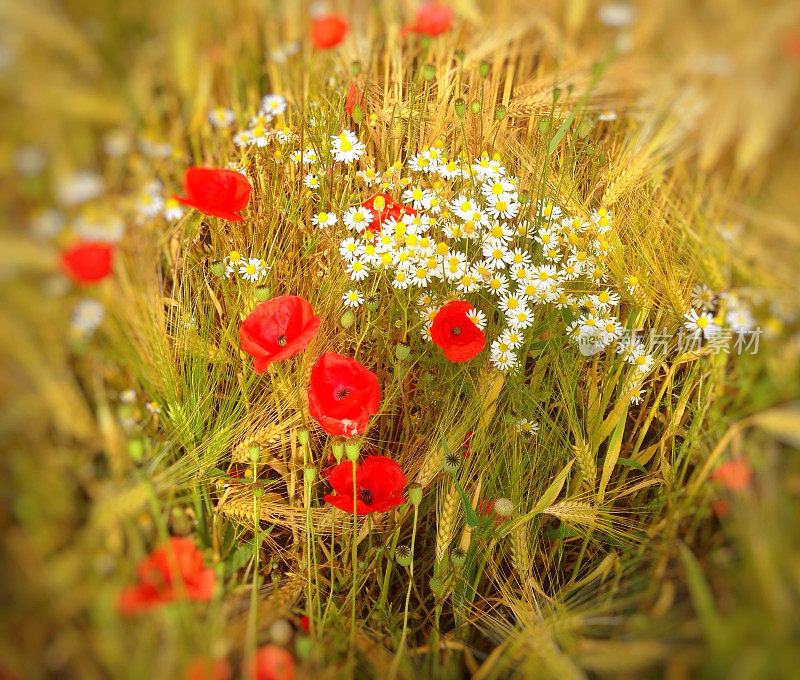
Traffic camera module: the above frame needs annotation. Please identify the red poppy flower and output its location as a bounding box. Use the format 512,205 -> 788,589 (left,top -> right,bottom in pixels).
299,615 -> 310,634
324,456 -> 406,514
185,658 -> 232,680
361,193 -> 417,234
307,352 -> 380,437
345,81 -> 364,118
61,241 -> 114,284
174,167 -> 252,222
711,459 -> 752,491
311,14 -> 349,49
430,300 -> 485,362
244,646 -> 295,680
118,537 -> 215,615
403,3 -> 453,37
240,296 -> 320,373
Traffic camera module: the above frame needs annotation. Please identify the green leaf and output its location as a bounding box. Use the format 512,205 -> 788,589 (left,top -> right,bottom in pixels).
617,457 -> 647,474
454,478 -> 478,527
532,460 -> 573,514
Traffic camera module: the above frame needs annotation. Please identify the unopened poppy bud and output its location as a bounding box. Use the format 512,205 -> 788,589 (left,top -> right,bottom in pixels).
350,60 -> 362,76
298,429 -> 310,446
366,297 -> 380,311
210,260 -> 226,277
255,285 -> 271,301
422,63 -> 436,81
395,343 -> 411,361
552,86 -> 561,103
443,451 -> 460,473
470,100 -> 481,115
295,635 -> 313,659
479,60 -> 490,78
128,437 -> 145,462
332,442 -> 345,461
351,104 -> 364,124
395,544 -> 413,567
253,485 -> 265,498
494,104 -> 507,121
407,484 -> 422,506
454,98 -> 466,118
345,442 -> 359,461
303,467 -> 316,482
340,310 -> 355,328
249,444 -> 260,462
450,546 -> 467,567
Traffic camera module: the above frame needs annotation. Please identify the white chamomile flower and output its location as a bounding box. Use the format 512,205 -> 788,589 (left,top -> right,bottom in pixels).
120,389 -> 137,404
630,388 -> 645,405
498,293 -> 526,315
438,158 -> 466,180
239,257 -> 265,281
408,153 -> 435,173
457,272 -> 480,294
683,308 -> 720,339
483,221 -> 514,243
410,265 -> 432,288
260,93 -> 287,117
248,123 -> 271,147
630,348 -> 655,372
515,417 -> 539,437
343,206 -> 374,232
600,317 -> 623,344
71,298 -> 104,336
691,284 -> 716,312
233,130 -> 253,147
163,197 -> 184,221
536,201 -> 562,221
507,307 -> 534,329
592,289 -> 620,310
482,240 -> 513,269
145,401 -> 162,415
591,208 -> 613,233
303,172 -> 321,189
726,304 -> 756,332
623,273 -> 639,294
500,328 -> 524,349
485,271 -> 510,297
339,237 -> 360,260
274,124 -> 295,144
392,270 -> 410,289
330,130 -> 365,163
342,289 -> 364,308
467,308 -> 487,331
401,186 -> 433,211
225,250 -> 244,277
346,258 -> 370,282
312,211 -> 338,228
598,110 -> 618,122
491,351 -> 519,373
486,193 -> 520,220
357,167 -> 380,186
481,176 -> 516,199
208,106 -> 235,128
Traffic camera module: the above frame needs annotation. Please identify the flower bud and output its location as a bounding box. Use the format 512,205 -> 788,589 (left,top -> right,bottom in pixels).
443,451 -> 460,473
395,343 -> 411,361
255,285 -> 271,301
407,484 -> 422,506
494,105 -> 507,121
450,546 -> 467,567
366,297 -> 380,311
454,98 -> 466,119
210,260 -> 226,277
127,437 -> 145,462
395,544 -> 413,567
470,100 -> 481,115
350,60 -> 362,76
298,429 -> 310,446
351,104 -> 364,124
332,442 -> 345,461
303,467 -> 316,482
340,310 -> 355,328
249,444 -> 260,462
295,635 -> 313,659
479,60 -> 490,78
422,63 -> 436,81
253,485 -> 265,499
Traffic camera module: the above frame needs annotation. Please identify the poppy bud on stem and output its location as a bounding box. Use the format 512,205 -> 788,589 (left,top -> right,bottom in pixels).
210,260 -> 226,277
298,429 -> 309,446
332,442 -> 344,462
249,445 -> 260,463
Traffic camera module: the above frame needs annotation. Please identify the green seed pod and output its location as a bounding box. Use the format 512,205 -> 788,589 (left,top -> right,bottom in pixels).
127,437 -> 145,462
454,98 -> 466,119
332,442 -> 345,461
210,260 -> 226,277
470,100 -> 481,115
395,343 -> 411,361
350,60 -> 362,76
253,485 -> 265,499
298,429 -> 310,446
494,105 -> 507,121
450,546 -> 467,567
407,484 -> 422,506
255,285 -> 271,301
249,444 -> 261,462
345,442 -> 360,462
366,297 -> 380,311
422,63 -> 436,81
395,545 -> 413,567
303,467 -> 316,483
340,310 -> 356,328
295,635 -> 313,659
479,60 -> 490,78
351,104 -> 364,124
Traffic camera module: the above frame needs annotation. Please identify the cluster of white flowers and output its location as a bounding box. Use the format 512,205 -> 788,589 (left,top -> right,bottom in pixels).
232,94 -> 292,148
70,298 -> 104,337
134,181 -> 184,223
224,251 -> 269,282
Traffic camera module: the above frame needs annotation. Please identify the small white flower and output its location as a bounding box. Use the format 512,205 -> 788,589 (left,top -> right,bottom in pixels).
683,308 -> 720,339
239,258 -> 266,281
119,389 -> 137,404
163,197 -> 184,221
311,211 -> 338,228
691,284 -> 716,312
343,206 -> 374,232
342,289 -> 364,308
260,94 -> 287,117
304,172 -> 321,189
208,106 -> 235,128
515,418 -> 539,437
145,401 -> 162,415
71,298 -> 104,336
346,258 -> 370,282
331,130 -> 365,163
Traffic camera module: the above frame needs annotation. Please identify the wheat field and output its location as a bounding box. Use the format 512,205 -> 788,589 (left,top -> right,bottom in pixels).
1,1 -> 800,678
